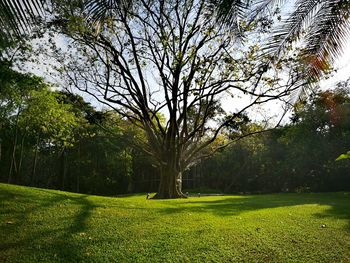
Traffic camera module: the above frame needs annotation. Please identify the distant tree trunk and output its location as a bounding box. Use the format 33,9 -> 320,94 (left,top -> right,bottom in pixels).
60,148 -> 67,190
31,135 -> 40,185
76,169 -> 80,193
8,139 -> 17,183
46,140 -> 52,187
17,134 -> 26,183
76,142 -> 81,193
8,111 -> 20,183
0,138 -> 2,177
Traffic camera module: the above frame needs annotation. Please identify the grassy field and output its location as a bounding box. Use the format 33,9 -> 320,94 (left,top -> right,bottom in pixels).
1,183 -> 350,262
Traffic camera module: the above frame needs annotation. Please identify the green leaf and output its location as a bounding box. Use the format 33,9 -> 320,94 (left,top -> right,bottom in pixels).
336,153 -> 350,161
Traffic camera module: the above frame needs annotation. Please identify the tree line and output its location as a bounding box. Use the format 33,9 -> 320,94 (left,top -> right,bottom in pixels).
1,58 -> 349,195
0,61 -> 157,195
193,85 -> 350,194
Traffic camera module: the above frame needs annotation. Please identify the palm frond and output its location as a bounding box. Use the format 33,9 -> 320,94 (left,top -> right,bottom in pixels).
207,0 -> 251,35
84,0 -> 132,22
266,0 -> 322,58
0,0 -> 45,39
302,0 -> 350,79
266,0 -> 350,81
249,0 -> 287,20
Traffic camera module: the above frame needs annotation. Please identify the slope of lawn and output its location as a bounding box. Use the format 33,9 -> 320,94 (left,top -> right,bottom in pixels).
1,183 -> 350,262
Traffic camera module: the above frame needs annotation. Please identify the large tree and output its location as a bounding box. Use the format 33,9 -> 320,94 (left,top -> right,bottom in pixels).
44,0 -> 302,198
1,1 -> 349,199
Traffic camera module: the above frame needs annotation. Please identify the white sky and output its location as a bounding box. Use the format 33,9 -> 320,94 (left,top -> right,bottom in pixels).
320,39 -> 350,89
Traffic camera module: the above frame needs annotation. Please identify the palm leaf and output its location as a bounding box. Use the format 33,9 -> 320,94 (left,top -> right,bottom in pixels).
0,0 -> 45,39
249,0 -> 287,20
206,0 -> 251,36
84,0 -> 132,22
266,0 -> 350,80
302,1 -> 350,79
266,0 -> 321,57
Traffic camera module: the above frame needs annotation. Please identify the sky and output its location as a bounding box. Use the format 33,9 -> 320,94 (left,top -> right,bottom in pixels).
320,38 -> 350,89
21,2 -> 350,126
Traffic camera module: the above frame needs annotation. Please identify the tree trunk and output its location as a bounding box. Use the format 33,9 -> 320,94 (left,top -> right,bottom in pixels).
224,161 -> 247,193
46,140 -> 52,188
153,164 -> 187,199
31,135 -> 40,185
59,148 -> 67,190
76,141 -> 81,193
17,134 -> 25,184
8,116 -> 20,183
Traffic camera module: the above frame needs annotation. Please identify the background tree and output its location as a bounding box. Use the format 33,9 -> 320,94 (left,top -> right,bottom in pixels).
0,64 -> 47,183
192,85 -> 350,194
18,89 -> 80,187
0,80 -> 156,195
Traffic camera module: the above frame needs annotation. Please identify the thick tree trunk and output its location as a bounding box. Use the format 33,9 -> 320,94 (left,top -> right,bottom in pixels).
153,165 -> 187,199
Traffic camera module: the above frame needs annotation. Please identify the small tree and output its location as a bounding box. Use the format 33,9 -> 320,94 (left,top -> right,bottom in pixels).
49,0 -> 301,198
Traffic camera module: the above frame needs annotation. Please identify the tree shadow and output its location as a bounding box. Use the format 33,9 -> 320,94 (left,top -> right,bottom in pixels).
1,185 -> 349,262
0,186 -> 98,262
158,193 -> 350,230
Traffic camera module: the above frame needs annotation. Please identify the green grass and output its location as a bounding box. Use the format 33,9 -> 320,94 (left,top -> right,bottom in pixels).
1,183 -> 350,262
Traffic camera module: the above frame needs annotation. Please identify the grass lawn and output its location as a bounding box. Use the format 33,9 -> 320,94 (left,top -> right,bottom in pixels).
1,183 -> 350,262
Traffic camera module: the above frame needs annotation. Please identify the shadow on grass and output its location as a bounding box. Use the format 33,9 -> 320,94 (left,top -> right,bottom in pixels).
157,193 -> 350,230
1,185 -> 349,262
0,186 -> 98,262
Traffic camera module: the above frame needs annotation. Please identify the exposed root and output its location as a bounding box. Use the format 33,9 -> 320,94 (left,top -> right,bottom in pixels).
151,191 -> 188,199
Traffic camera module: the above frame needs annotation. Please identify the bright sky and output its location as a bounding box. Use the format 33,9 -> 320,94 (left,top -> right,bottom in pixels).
320,39 -> 350,89
22,3 -> 350,126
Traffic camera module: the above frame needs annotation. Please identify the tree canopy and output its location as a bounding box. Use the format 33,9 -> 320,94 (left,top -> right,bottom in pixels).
39,0 -> 312,198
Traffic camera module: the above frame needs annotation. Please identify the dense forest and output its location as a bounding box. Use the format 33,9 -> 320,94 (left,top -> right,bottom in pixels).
1,58 -> 349,195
